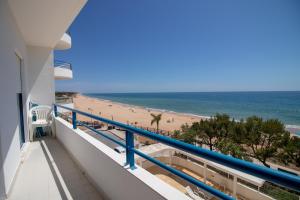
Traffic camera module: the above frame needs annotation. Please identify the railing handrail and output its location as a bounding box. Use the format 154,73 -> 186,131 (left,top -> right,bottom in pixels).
54,60 -> 72,70
54,104 -> 300,199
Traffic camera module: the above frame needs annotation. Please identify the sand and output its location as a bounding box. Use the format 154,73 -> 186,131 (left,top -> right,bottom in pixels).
73,94 -> 205,133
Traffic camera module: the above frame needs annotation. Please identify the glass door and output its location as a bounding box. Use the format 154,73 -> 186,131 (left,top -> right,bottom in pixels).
17,93 -> 25,146
16,54 -> 25,147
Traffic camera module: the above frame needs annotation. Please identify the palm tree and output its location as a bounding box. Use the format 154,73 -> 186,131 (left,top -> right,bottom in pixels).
151,113 -> 162,133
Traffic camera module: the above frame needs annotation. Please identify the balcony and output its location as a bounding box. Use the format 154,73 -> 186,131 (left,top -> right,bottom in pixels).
8,114 -> 188,200
54,60 -> 73,80
55,33 -> 72,50
8,138 -> 103,200
8,105 -> 300,200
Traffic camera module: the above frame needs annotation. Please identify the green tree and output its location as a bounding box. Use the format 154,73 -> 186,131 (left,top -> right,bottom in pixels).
228,120 -> 247,144
150,113 -> 162,133
279,136 -> 300,167
217,120 -> 250,160
175,113 -> 295,167
191,114 -> 231,151
213,113 -> 232,138
191,120 -> 217,150
172,130 -> 181,140
244,117 -> 289,167
215,138 -> 248,159
180,124 -> 197,144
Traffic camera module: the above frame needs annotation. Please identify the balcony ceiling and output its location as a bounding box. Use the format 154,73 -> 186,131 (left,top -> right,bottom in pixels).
8,0 -> 87,48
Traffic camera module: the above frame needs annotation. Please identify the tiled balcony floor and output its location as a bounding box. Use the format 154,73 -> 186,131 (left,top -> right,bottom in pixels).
8,137 -> 103,200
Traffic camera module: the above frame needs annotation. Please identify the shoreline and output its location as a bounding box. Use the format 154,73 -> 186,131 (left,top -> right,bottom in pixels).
81,94 -> 212,120
78,94 -> 300,135
74,94 -> 205,132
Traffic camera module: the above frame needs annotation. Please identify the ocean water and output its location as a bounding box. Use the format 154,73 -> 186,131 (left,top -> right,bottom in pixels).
84,92 -> 300,126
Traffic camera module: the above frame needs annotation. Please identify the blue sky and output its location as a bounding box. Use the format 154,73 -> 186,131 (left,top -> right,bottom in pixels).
55,0 -> 300,93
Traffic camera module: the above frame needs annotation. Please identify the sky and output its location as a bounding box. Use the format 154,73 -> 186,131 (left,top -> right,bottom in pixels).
55,0 -> 300,93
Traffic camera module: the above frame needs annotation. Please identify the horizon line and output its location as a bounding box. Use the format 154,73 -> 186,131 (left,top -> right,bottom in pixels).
56,90 -> 300,94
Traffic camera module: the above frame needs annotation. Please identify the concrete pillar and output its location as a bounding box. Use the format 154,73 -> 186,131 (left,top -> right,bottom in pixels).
233,175 -> 237,198
169,151 -> 173,165
139,160 -> 143,168
204,162 -> 207,183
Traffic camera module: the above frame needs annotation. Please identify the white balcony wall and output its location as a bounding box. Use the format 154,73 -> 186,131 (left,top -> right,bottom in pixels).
0,2 -> 55,199
55,33 -> 72,50
55,117 -> 191,200
54,67 -> 73,80
0,2 -> 28,199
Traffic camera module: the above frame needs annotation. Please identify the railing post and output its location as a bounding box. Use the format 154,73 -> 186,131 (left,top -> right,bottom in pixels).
72,111 -> 77,129
126,130 -> 135,169
54,105 -> 58,117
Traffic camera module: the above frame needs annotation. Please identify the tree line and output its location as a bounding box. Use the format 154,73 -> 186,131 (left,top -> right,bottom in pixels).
172,114 -> 300,168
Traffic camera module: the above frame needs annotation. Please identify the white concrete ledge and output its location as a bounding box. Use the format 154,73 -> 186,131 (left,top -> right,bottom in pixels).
55,33 -> 71,50
54,67 -> 73,80
55,117 -> 191,200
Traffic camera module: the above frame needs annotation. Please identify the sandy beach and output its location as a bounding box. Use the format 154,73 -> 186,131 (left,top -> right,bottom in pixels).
74,94 -> 204,132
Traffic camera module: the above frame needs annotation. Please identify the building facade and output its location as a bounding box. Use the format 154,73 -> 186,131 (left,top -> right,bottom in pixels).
0,0 -> 86,198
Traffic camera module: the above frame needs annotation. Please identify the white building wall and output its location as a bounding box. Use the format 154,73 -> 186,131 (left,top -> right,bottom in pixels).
0,2 -> 28,199
0,2 -> 55,199
26,46 -> 55,106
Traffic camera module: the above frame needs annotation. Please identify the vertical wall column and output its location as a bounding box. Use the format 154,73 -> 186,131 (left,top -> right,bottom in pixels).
26,47 -> 54,106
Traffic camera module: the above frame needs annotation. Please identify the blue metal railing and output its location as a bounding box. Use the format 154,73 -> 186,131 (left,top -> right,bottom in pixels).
54,60 -> 72,70
54,104 -> 300,200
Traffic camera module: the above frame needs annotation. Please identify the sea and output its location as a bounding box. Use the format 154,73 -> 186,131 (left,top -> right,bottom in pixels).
84,91 -> 300,135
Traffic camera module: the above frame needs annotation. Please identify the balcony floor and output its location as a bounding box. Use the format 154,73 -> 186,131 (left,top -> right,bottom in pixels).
8,137 -> 103,200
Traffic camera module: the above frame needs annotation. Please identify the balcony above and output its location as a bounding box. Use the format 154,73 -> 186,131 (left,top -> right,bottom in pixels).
55,33 -> 72,50
8,0 -> 87,48
54,60 -> 73,80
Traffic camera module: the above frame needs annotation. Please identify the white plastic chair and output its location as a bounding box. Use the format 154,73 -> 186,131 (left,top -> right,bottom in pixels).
29,105 -> 53,141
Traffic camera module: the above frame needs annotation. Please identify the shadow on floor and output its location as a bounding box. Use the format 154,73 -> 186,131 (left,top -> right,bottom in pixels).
40,137 -> 103,200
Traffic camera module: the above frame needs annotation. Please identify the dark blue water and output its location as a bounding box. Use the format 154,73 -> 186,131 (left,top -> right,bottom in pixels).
84,92 -> 300,126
